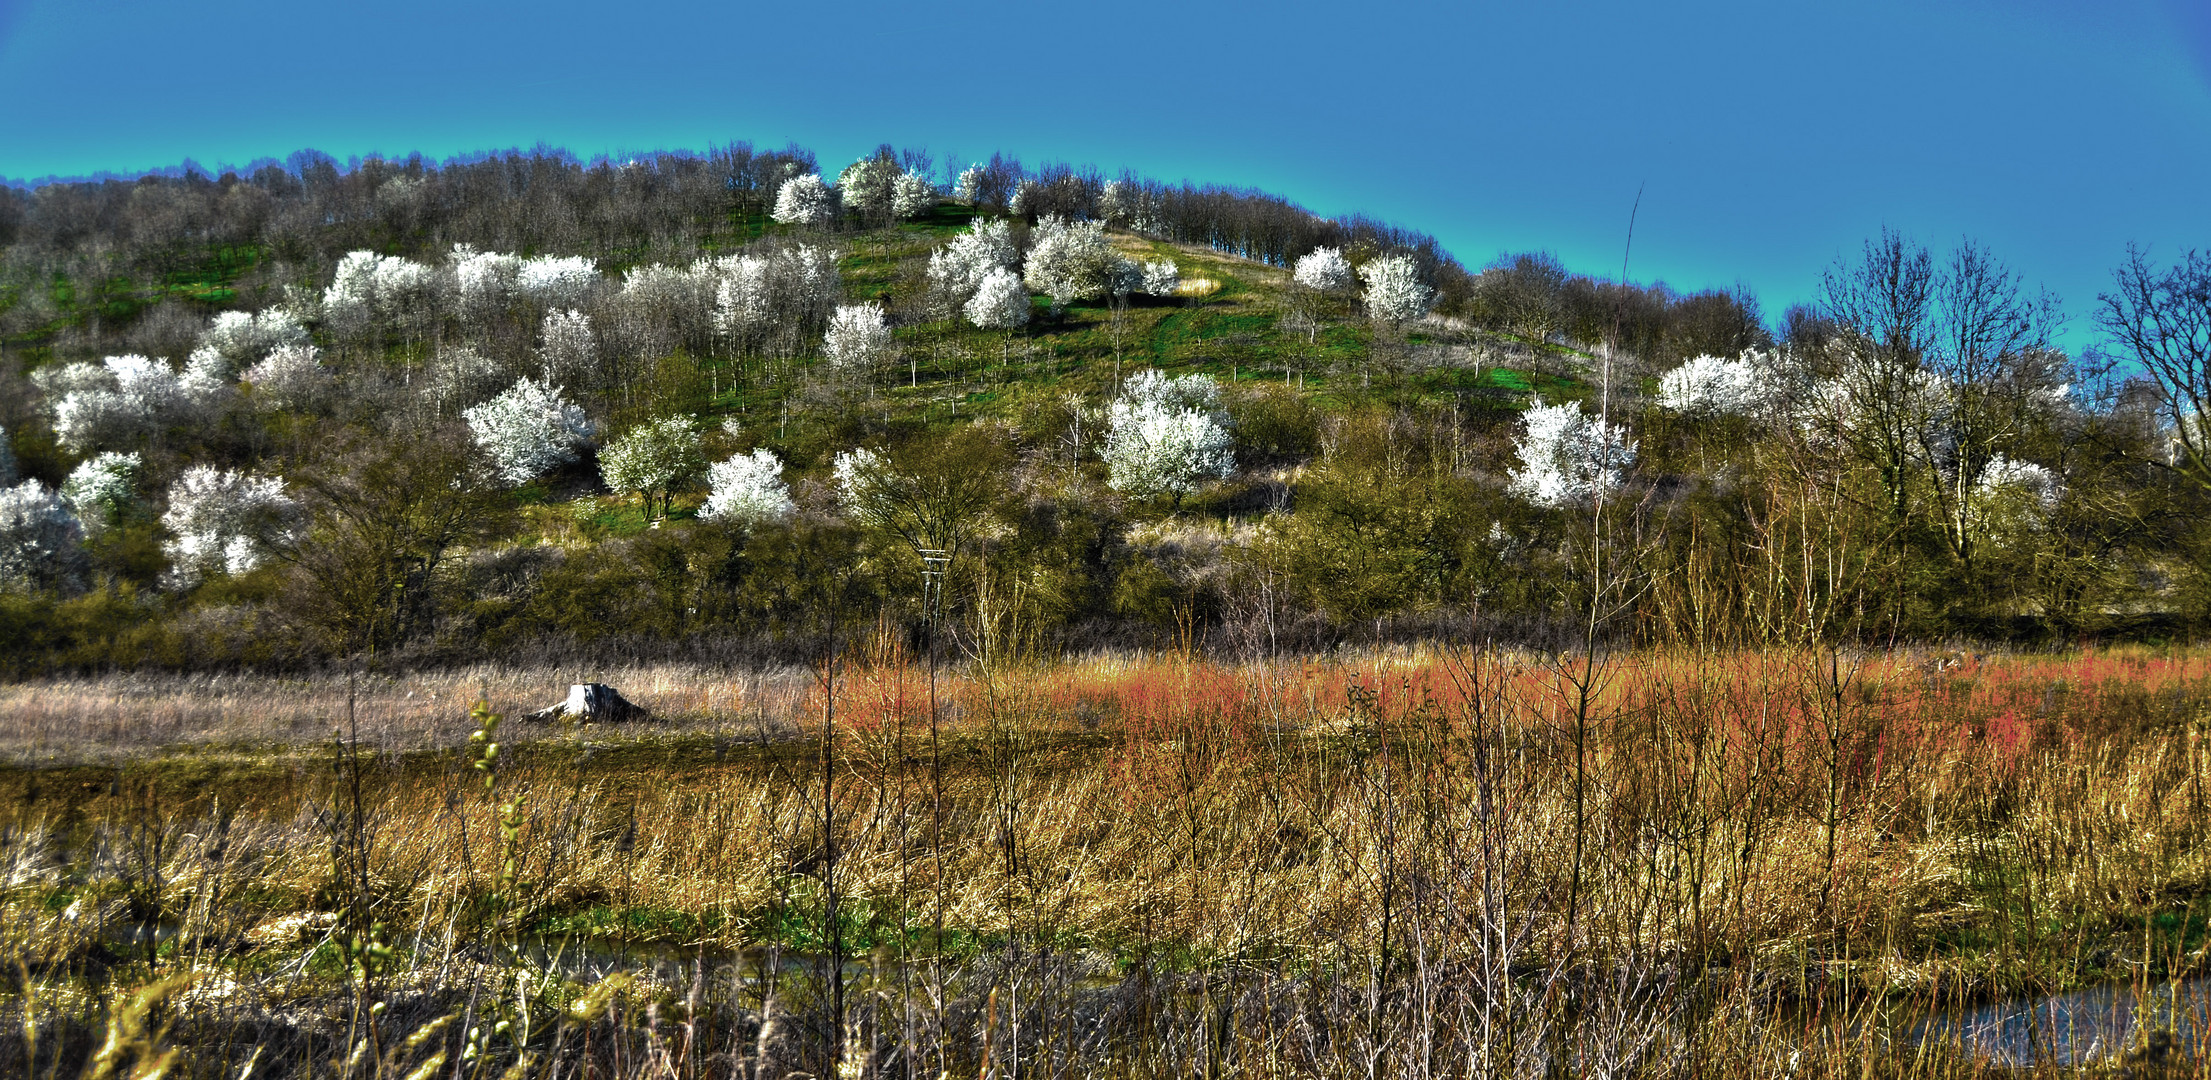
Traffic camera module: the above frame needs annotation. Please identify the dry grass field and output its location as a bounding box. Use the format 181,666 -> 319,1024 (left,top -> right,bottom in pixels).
6,645 -> 2211,1076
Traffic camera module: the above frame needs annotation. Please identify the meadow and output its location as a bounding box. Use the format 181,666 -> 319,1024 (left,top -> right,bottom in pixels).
6,643 -> 2211,1077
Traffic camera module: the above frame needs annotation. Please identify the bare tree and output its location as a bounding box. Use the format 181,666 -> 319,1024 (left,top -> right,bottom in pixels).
2100,245 -> 2211,489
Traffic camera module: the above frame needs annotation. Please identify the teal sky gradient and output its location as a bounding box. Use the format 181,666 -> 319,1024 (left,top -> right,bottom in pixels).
2,0 -> 2206,349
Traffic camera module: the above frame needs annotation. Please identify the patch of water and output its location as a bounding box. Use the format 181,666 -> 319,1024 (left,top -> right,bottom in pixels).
1914,977 -> 2211,1067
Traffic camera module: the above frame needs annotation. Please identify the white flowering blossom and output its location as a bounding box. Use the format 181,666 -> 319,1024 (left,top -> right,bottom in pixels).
831,447 -> 892,526
540,309 -> 597,388
927,219 -> 1018,310
515,255 -> 599,308
710,246 -> 842,353
1294,247 -> 1353,292
966,268 -> 1031,331
160,466 -> 300,585
60,451 -> 141,536
1656,352 -> 1761,416
427,346 -> 511,414
322,250 -> 435,337
1099,180 -> 1135,224
1102,370 -> 1235,500
700,448 -> 794,527
44,355 -> 219,452
598,415 -> 704,516
1141,261 -> 1180,298
1508,400 -> 1637,509
1024,216 -> 1121,312
198,309 -> 308,374
452,244 -> 524,318
837,158 -> 902,220
773,174 -> 837,227
1009,179 -> 1039,217
0,480 -> 87,593
464,376 -> 595,485
241,344 -> 329,411
892,171 -> 937,220
1977,456 -> 2062,512
1360,254 -> 1434,324
824,303 -> 893,374
954,166 -> 986,204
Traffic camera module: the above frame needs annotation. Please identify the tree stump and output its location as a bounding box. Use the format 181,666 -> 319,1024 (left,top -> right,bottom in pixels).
526,683 -> 649,724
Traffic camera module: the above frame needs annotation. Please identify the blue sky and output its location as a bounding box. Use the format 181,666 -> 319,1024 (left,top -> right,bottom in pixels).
2,0 -> 2206,350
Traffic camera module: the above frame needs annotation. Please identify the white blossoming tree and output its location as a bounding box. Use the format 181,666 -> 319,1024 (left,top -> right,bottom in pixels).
463,376 -> 595,485
1141,261 -> 1180,298
452,244 -> 524,321
700,448 -> 794,528
824,303 -> 894,379
1656,352 -> 1761,415
60,451 -> 142,536
198,309 -> 309,374
1294,247 -> 1354,292
1024,216 -> 1122,314
892,171 -> 937,220
242,344 -> 330,411
773,174 -> 837,227
1507,400 -> 1637,509
322,251 -> 436,342
540,309 -> 598,389
927,219 -> 1018,315
515,255 -> 599,308
160,466 -> 301,586
43,355 -> 220,453
598,415 -> 705,518
0,480 -> 88,593
966,268 -> 1031,332
1102,370 -> 1235,504
954,166 -> 986,205
1360,254 -> 1434,326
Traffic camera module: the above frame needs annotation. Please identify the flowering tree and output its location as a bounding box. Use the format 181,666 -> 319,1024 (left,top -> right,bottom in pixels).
700,448 -> 794,528
966,268 -> 1031,332
242,344 -> 330,411
927,219 -> 1018,314
0,480 -> 87,593
322,251 -> 436,341
160,466 -> 301,586
0,426 -> 14,487
1656,352 -> 1761,415
61,451 -> 142,536
1294,247 -> 1353,292
1141,260 -> 1181,298
892,171 -> 937,220
773,174 -> 837,227
42,355 -> 221,453
540,309 -> 598,389
198,309 -> 309,375
1507,399 -> 1637,508
598,415 -> 705,518
427,346 -> 512,415
710,246 -> 842,357
452,244 -> 524,320
824,303 -> 894,378
515,255 -> 599,308
1360,254 -> 1434,325
463,376 -> 595,485
1102,370 -> 1235,503
1024,216 -> 1122,314
954,167 -> 986,205
837,158 -> 902,222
